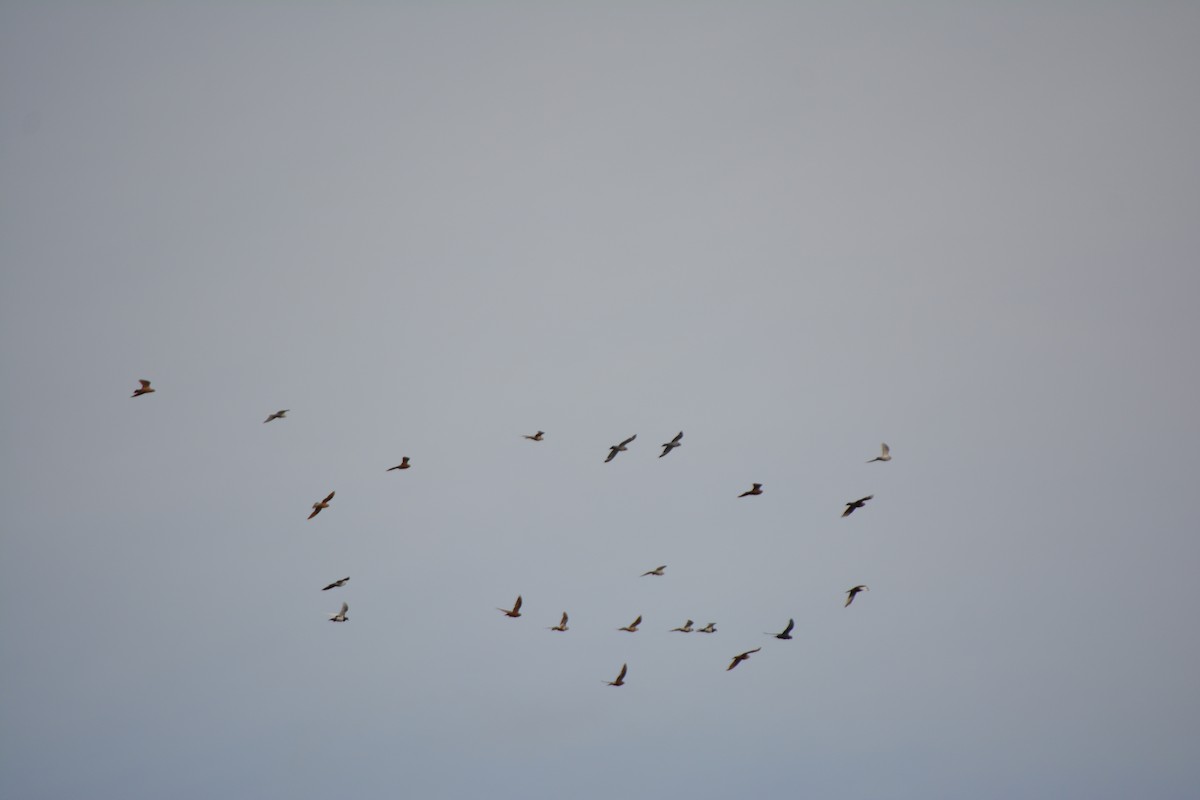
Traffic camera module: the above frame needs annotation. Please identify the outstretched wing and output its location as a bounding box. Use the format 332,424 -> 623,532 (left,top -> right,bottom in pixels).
139,379 -> 152,389
323,491 -> 336,504
782,618 -> 794,636
604,447 -> 618,463
620,434 -> 637,447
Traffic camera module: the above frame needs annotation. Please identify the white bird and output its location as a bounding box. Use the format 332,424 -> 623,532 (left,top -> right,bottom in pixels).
308,491 -> 335,520
131,379 -> 155,398
671,619 -> 694,633
727,647 -> 762,671
659,431 -> 683,458
867,443 -> 891,463
549,612 -> 568,632
618,615 -> 642,632
844,585 -> 869,607
605,663 -> 628,686
605,434 -> 636,462
697,622 -> 717,634
322,577 -> 349,591
641,565 -> 666,577
263,409 -> 289,423
329,602 -> 349,622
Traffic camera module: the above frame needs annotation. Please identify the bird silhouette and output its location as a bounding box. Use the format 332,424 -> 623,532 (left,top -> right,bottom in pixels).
308,491 -> 335,520
329,602 -> 349,622
842,495 -> 873,517
844,585 -> 869,607
671,619 -> 694,633
618,615 -> 643,632
321,577 -> 349,591
659,431 -> 683,458
549,612 -> 568,632
727,647 -> 762,671
641,565 -> 666,577
697,623 -> 717,634
767,618 -> 794,640
605,434 -> 637,462
867,443 -> 891,463
523,431 -> 545,441
263,409 -> 289,423
605,663 -> 628,686
738,483 -> 764,498
387,457 -> 411,471
131,379 -> 155,398
498,595 -> 523,618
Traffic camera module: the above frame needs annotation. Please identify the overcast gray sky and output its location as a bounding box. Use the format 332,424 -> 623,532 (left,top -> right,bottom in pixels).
2,2 -> 1199,798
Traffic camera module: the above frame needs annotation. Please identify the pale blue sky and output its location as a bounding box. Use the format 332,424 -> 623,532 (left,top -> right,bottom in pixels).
2,3 -> 1198,798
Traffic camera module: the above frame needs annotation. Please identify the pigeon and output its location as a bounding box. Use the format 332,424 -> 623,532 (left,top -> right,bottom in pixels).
308,491 -> 335,520
671,619 -> 694,633
322,577 -> 350,591
867,443 -> 891,463
842,495 -> 873,517
767,618 -> 794,640
738,483 -> 764,498
549,612 -> 569,632
658,431 -> 683,458
697,623 -> 717,634
329,602 -> 349,622
641,565 -> 667,577
605,434 -> 637,462
523,431 -> 545,441
844,585 -> 869,607
387,457 -> 411,471
131,379 -> 155,398
605,663 -> 628,686
727,647 -> 762,671
618,615 -> 643,632
498,595 -> 523,618
263,409 -> 289,423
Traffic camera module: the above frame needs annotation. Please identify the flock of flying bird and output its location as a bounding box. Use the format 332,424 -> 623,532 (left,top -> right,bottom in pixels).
131,379 -> 891,684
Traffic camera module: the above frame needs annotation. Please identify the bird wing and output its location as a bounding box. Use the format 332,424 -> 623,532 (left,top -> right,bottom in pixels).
880,443 -> 889,456
604,448 -> 618,462
513,596 -> 523,613
308,508 -> 320,519
620,434 -> 636,447
340,602 -> 349,614
752,483 -> 762,490
744,647 -> 761,656
727,657 -> 742,670
322,582 -> 336,591
139,379 -> 151,389
783,618 -> 794,635
322,491 -> 335,504
859,495 -> 873,504
671,431 -> 683,444
560,612 -> 568,626
631,615 -> 642,627
616,663 -> 627,682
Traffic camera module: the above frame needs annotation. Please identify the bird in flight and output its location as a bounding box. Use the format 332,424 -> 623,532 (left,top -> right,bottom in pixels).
767,618 -> 794,640
322,577 -> 350,591
131,379 -> 155,398
844,585 -> 869,607
308,491 -> 335,520
867,443 -> 891,463
605,434 -> 637,462
329,602 -> 349,622
671,619 -> 694,633
618,615 -> 643,632
697,622 -> 717,634
498,595 -> 523,618
727,647 -> 762,671
738,483 -> 764,498
641,565 -> 666,577
263,409 -> 289,423
658,431 -> 683,458
387,457 -> 411,471
523,431 -> 545,441
549,612 -> 569,632
842,495 -> 873,517
605,663 -> 628,687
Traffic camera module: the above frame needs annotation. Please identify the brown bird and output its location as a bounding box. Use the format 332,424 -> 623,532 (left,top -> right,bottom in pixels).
697,622 -> 717,634
641,565 -> 666,577
328,602 -> 349,622
618,615 -> 643,632
658,431 -> 683,458
605,663 -> 628,686
842,495 -> 873,517
867,443 -> 891,463
605,434 -> 637,462
549,611 -> 569,632
671,619 -> 694,633
523,431 -> 545,441
727,647 -> 762,671
767,618 -> 794,640
498,595 -> 523,618
387,457 -> 411,471
308,491 -> 335,520
263,409 -> 289,423
322,577 -> 350,591
738,483 -> 764,498
844,585 -> 869,607
131,379 -> 155,398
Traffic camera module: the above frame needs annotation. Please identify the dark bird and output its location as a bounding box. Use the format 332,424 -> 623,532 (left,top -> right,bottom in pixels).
308,491 -> 335,520
329,602 -> 349,622
387,457 -> 411,471
738,483 -> 764,498
671,619 -> 694,633
322,577 -> 350,591
697,622 -> 717,634
498,595 -> 523,618
867,442 -> 891,462
605,663 -> 628,686
844,585 -> 869,607
618,615 -> 643,632
641,565 -> 666,577
605,434 -> 637,462
842,495 -> 873,517
767,618 -> 794,640
523,431 -> 545,441
727,647 -> 762,671
658,431 -> 683,458
131,379 -> 155,398
263,409 -> 289,423
549,612 -> 568,632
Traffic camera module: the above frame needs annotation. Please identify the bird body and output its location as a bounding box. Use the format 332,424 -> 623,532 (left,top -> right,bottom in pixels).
523,431 -> 545,441
308,491 -> 335,520
767,618 -> 795,640
659,431 -> 683,458
867,443 -> 891,463
727,647 -> 762,671
671,619 -> 694,633
131,379 -> 155,398
842,495 -> 873,517
605,434 -> 636,462
738,483 -> 764,498
498,595 -> 523,618
549,612 -> 569,631
844,585 -> 869,607
606,663 -> 628,686
322,577 -> 350,591
641,565 -> 667,577
263,409 -> 289,423
387,457 -> 411,471
329,602 -> 349,622
618,615 -> 642,632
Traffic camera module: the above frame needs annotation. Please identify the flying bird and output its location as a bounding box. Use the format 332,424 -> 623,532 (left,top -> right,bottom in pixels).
605,434 -> 637,462
322,577 -> 350,591
308,491 -> 335,520
263,409 -> 289,423
605,663 -> 628,687
867,443 -> 891,463
842,495 -> 873,517
523,431 -> 545,441
329,602 -> 349,622
727,647 -> 762,671
738,483 -> 764,498
844,585 -> 869,607
387,457 -> 411,471
658,431 -> 683,458
549,612 -> 569,632
618,615 -> 643,632
641,565 -> 666,577
498,595 -> 523,618
767,618 -> 795,640
131,379 -> 155,398
697,623 -> 717,634
671,619 -> 694,633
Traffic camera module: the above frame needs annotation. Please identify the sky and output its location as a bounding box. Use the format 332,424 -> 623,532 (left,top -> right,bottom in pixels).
2,2 -> 1199,798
